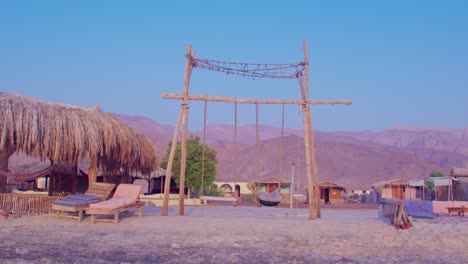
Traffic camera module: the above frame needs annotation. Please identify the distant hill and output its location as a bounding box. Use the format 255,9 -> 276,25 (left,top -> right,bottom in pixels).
8,113 -> 467,190
113,114 -> 468,190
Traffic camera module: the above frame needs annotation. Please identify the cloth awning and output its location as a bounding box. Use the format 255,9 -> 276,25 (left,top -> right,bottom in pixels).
409,179 -> 425,187
428,177 -> 451,186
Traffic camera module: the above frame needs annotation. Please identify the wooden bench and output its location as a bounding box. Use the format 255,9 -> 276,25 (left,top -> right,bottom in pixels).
200,196 -> 237,207
447,206 -> 467,217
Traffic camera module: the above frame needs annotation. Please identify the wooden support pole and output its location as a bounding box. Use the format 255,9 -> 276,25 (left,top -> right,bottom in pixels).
0,150 -> 11,193
303,40 -> 321,218
178,44 -> 194,216
163,93 -> 352,106
179,107 -> 188,216
299,79 -> 316,220
88,155 -> 98,186
162,108 -> 184,216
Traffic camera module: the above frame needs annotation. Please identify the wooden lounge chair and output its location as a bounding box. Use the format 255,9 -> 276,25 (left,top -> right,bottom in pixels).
51,182 -> 115,222
86,184 -> 144,224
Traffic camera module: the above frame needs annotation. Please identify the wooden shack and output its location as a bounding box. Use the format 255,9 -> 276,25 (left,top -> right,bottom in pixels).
319,181 -> 346,204
372,178 -> 417,200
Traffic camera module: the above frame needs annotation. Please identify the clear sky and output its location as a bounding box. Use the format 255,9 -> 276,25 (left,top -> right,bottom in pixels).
1,1 -> 467,131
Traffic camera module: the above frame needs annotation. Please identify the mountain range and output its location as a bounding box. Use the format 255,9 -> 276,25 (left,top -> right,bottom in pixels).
115,114 -> 468,189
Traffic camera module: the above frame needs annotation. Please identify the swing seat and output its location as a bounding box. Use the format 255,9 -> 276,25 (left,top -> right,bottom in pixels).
257,190 -> 282,207
258,199 -> 280,207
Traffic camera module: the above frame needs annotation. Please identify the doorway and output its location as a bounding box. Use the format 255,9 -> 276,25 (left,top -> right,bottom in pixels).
324,188 -> 330,204
235,185 -> 241,197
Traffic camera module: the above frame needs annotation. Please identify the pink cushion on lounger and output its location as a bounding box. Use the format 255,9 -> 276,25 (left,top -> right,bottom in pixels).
89,198 -> 135,209
112,184 -> 142,201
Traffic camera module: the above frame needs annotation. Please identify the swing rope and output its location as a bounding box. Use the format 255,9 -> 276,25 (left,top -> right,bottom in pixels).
201,100 -> 207,196
280,103 -> 285,178
233,102 -> 238,195
256,103 -> 260,181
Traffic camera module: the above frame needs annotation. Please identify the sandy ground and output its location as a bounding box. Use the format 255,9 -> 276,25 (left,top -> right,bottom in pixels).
1,206 -> 467,264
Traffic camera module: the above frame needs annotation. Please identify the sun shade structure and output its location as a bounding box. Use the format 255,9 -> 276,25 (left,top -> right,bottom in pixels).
0,92 -> 158,191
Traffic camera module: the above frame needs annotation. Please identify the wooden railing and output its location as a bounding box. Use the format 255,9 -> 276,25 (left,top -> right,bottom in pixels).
0,194 -> 64,216
381,200 -> 413,229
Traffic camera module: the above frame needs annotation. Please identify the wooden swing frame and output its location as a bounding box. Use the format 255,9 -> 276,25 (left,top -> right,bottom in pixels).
161,41 -> 351,220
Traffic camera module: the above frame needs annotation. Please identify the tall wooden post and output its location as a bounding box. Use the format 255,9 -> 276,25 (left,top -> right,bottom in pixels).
178,45 -> 194,216
303,40 -> 321,218
161,108 -> 184,216
299,75 -> 316,220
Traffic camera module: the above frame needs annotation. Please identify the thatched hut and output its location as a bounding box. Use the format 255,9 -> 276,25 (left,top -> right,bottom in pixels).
319,181 -> 347,204
0,92 -> 158,193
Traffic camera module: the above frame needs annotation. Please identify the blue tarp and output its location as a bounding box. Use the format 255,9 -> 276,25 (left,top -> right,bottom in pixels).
399,200 -> 436,219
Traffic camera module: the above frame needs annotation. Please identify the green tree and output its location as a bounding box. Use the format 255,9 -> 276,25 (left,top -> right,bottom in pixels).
430,170 -> 445,178
161,135 -> 217,197
426,170 -> 445,189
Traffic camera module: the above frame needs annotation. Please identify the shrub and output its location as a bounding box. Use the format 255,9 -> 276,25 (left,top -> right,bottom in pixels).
205,184 -> 224,197
244,193 -> 255,203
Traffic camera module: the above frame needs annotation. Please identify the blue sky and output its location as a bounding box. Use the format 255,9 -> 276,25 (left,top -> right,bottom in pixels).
1,1 -> 467,131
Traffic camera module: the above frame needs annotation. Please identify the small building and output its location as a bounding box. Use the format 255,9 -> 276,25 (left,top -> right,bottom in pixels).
319,181 -> 347,204
372,178 -> 417,200
213,181 -> 250,197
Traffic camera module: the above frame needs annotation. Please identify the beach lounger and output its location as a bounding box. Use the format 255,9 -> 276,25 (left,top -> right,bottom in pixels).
200,196 -> 237,206
86,184 -> 144,224
51,182 -> 115,222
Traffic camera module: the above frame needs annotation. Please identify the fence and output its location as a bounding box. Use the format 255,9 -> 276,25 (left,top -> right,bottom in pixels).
0,193 -> 64,216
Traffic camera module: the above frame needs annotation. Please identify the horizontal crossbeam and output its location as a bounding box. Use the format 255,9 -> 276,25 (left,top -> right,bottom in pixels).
162,93 -> 352,105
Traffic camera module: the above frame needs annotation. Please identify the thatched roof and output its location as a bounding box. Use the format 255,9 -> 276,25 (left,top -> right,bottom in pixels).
250,177 -> 291,185
0,92 -> 158,176
319,181 -> 347,191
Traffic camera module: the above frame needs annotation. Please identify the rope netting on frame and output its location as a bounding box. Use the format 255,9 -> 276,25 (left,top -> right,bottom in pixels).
192,57 -> 306,79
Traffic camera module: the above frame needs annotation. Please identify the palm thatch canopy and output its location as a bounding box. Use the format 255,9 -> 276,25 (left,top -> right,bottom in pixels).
0,92 -> 158,177
319,181 -> 347,192
251,177 -> 291,184
249,177 -> 292,189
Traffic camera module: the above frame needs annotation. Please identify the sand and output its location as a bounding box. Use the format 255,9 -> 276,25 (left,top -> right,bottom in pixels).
1,206 -> 467,263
